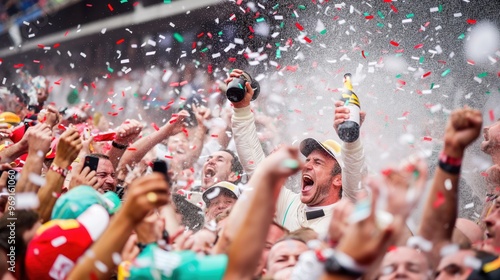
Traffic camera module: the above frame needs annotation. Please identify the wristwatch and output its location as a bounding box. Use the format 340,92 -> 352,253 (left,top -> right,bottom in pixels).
324,250 -> 365,278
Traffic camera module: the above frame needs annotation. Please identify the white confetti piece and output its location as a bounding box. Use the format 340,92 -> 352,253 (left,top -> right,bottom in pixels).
145,51 -> 156,56
28,173 -> 46,186
465,202 -> 474,209
430,7 -> 439,12
95,260 -> 108,273
440,243 -> 459,257
402,19 -> 412,24
101,28 -> 107,34
16,192 -> 40,209
407,236 -> 433,252
51,236 -> 67,247
121,59 -> 129,64
80,52 -> 86,58
169,22 -> 175,27
112,253 -> 122,265
148,39 -> 156,47
212,52 -> 221,58
338,19 -> 346,25
454,13 -> 462,17
464,256 -> 482,270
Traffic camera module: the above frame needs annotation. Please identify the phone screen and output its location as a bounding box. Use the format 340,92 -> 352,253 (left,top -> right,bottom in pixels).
84,156 -> 99,171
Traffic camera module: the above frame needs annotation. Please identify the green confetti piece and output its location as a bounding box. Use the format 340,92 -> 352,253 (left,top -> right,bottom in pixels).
377,10 -> 385,19
458,33 -> 465,40
272,4 -> 279,9
218,31 -> 223,36
478,72 -> 488,78
320,29 -> 327,35
201,47 -> 208,52
120,0 -> 128,3
344,99 -> 350,106
419,56 -> 425,64
282,159 -> 299,169
377,22 -> 384,28
163,0 -> 171,3
256,17 -> 265,22
363,12 -> 370,16
275,42 -> 281,47
395,53 -> 403,57
441,69 -> 451,77
486,91 -> 491,95
395,74 -> 402,78
276,49 -> 281,59
280,22 -> 284,28
438,4 -> 443,12
413,170 -> 420,178
430,83 -> 434,89
173,32 -> 184,43
298,5 -> 306,10
238,83 -> 244,89
134,93 -> 139,98
107,67 -> 114,73
406,13 -> 414,18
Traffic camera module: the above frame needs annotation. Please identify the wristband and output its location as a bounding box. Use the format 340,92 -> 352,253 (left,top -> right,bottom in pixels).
112,141 -> 128,150
49,163 -> 68,178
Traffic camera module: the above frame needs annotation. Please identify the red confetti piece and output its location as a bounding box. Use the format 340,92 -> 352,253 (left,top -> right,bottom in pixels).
303,36 -> 312,43
165,155 -> 173,159
169,119 -> 177,124
116,39 -> 125,44
108,4 -> 114,11
211,134 -> 218,138
37,44 -> 45,48
151,122 -> 160,131
390,4 -> 398,13
169,82 -> 180,87
295,22 -> 304,31
402,111 -> 410,117
91,82 -> 96,89
53,43 -> 60,48
381,168 -> 393,176
365,15 -> 374,20
490,110 -> 495,122
361,50 -> 366,58
466,19 -> 477,25
390,40 -> 399,47
54,79 -> 62,85
414,44 -> 424,49
127,147 -> 137,151
197,32 -> 204,38
422,71 -> 431,78
249,25 -> 254,33
179,81 -> 188,86
433,191 -> 445,208
397,80 -> 406,86
33,60 -> 40,63
387,245 -> 398,252
423,136 -> 432,141
13,64 -> 24,68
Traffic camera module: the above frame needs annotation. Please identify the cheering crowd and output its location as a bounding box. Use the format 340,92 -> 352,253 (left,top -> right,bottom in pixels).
0,66 -> 499,280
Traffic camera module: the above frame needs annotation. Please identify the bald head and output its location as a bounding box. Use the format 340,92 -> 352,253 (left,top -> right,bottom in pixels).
453,218 -> 483,245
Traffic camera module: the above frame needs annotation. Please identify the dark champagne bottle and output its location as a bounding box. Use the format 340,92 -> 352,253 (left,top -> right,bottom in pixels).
338,73 -> 360,142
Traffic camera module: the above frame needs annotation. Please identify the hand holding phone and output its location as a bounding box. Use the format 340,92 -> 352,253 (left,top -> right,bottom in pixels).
83,155 -> 99,171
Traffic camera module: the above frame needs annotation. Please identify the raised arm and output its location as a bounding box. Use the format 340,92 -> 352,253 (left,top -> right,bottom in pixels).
223,146 -> 301,280
117,112 -> 188,174
417,108 -> 482,267
15,123 -> 52,193
107,119 -> 143,170
67,173 -> 170,280
37,128 -> 82,222
334,100 -> 367,202
227,69 -> 266,177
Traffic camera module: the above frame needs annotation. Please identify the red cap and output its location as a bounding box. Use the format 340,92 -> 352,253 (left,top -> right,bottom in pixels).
25,205 -> 109,280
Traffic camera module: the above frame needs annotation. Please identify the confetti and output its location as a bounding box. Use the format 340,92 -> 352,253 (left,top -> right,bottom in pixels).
390,40 -> 399,47
173,33 -> 184,43
433,192 -> 445,208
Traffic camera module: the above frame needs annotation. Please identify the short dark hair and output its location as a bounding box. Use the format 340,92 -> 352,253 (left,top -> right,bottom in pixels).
89,153 -> 110,161
221,149 -> 243,183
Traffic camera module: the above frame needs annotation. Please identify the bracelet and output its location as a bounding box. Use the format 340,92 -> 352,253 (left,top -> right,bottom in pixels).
439,160 -> 461,174
49,163 -> 68,178
112,141 -> 128,150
